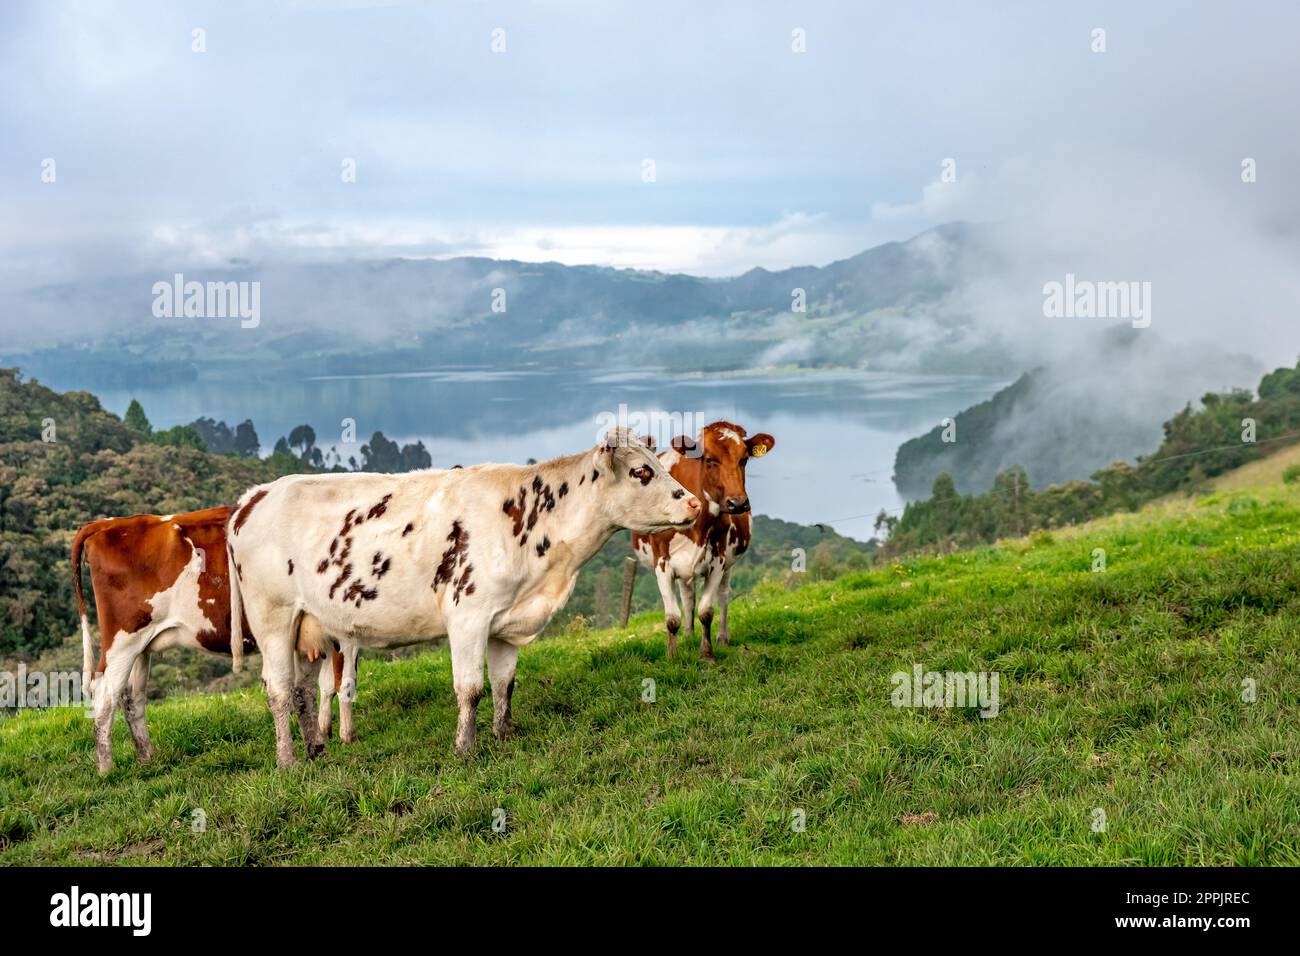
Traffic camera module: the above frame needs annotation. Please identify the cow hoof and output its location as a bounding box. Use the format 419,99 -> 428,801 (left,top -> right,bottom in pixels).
97,760 -> 114,776
701,652 -> 717,664
340,731 -> 358,745
136,747 -> 154,763
493,720 -> 515,741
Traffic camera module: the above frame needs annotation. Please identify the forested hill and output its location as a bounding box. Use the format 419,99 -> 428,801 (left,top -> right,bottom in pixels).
892,329 -> 1261,499
0,369 -> 313,655
881,357 -> 1300,557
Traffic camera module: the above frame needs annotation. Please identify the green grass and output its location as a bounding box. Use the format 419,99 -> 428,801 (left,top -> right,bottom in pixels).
3,485 -> 1300,865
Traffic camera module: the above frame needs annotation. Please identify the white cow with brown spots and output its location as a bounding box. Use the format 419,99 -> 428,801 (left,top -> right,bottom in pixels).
227,429 -> 699,765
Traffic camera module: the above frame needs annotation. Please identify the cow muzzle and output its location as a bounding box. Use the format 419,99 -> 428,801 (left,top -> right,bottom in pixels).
672,496 -> 701,527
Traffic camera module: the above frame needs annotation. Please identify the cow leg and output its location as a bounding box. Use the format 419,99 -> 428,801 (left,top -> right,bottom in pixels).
92,630 -> 149,774
654,566 -> 683,658
487,638 -> 520,740
260,624 -> 299,768
448,619 -> 490,756
317,650 -> 337,741
679,577 -> 697,640
696,560 -> 727,662
123,650 -> 154,762
717,567 -> 732,646
293,651 -> 326,761
337,642 -> 360,744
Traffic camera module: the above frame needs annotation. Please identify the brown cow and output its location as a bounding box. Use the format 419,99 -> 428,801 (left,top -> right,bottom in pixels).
71,506 -> 350,773
632,421 -> 775,659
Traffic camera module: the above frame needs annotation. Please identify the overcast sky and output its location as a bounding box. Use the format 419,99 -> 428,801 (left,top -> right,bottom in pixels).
1,0 -> 1298,338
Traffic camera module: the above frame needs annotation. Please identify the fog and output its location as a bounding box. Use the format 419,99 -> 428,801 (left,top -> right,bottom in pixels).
2,1 -> 1297,406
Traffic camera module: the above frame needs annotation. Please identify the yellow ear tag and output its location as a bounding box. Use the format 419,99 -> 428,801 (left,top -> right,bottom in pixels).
751,444 -> 768,457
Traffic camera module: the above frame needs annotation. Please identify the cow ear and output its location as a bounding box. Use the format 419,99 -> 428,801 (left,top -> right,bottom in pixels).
638,434 -> 656,451
671,434 -> 697,457
746,433 -> 775,458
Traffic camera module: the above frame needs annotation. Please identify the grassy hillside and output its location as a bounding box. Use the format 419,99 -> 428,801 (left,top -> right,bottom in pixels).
884,357 -> 1300,558
3,472 -> 1298,865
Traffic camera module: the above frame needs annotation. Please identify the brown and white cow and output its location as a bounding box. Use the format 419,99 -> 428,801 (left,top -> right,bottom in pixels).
632,421 -> 775,660
71,506 -> 355,773
227,429 -> 699,765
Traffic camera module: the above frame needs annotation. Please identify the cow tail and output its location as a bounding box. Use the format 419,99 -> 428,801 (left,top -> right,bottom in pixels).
71,522 -> 97,692
228,543 -> 246,673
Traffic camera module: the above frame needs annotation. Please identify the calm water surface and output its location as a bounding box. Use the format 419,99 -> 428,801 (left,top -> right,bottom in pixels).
97,367 -> 1006,540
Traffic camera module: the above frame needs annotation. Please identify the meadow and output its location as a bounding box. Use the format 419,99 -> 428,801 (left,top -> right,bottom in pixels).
2,480 -> 1298,865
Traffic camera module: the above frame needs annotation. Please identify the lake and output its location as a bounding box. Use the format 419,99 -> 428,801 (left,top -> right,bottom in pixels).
96,367 -> 1006,540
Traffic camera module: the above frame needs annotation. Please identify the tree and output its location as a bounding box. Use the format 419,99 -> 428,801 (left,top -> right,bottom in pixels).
360,431 -> 401,472
124,399 -> 152,435
400,440 -> 432,471
288,424 -> 317,460
991,466 -> 1030,538
190,417 -> 234,453
233,420 -> 259,458
930,472 -> 960,538
150,424 -> 205,451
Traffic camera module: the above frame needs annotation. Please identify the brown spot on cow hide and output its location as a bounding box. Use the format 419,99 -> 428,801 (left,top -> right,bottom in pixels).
433,520 -> 474,603
402,522 -> 415,537
321,506 -> 368,598
504,488 -> 527,537
342,578 -> 379,607
372,552 -> 391,578
526,491 -> 541,531
535,536 -> 552,558
287,559 -> 294,575
366,494 -> 393,521
329,563 -> 353,599
231,489 -> 268,535
505,473 -> 563,547
591,469 -> 599,482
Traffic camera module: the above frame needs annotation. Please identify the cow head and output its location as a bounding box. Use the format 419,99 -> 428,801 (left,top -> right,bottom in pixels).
593,428 -> 700,533
670,421 -> 775,516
